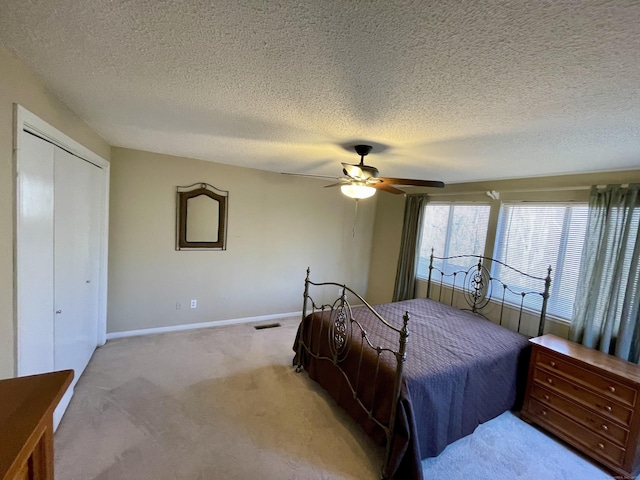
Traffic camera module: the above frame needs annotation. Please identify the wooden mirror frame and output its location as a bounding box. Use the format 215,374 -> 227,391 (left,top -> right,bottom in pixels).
176,183 -> 228,250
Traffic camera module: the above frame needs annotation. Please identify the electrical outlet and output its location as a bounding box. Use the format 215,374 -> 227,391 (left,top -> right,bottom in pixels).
176,302 -> 182,310
190,299 -> 197,309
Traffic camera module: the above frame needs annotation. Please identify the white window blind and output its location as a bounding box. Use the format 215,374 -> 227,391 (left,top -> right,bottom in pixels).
417,204 -> 491,280
589,205 -> 640,326
492,203 -> 589,320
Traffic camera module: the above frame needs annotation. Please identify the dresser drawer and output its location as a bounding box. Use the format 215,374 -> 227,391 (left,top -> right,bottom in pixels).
531,383 -> 629,447
536,350 -> 636,407
528,398 -> 626,467
533,368 -> 633,426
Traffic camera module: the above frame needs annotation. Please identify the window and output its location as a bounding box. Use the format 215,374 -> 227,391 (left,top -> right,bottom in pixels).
415,201 -> 592,321
417,204 -> 491,280
588,204 -> 640,328
492,203 -> 589,320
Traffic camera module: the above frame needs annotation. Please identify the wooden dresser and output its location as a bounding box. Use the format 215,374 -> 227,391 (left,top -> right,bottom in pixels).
521,334 -> 640,478
0,370 -> 73,480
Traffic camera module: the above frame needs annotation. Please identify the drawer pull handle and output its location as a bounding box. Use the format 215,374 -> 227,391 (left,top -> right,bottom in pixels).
601,424 -> 609,432
598,443 -> 605,450
550,361 -> 556,367
605,405 -> 612,412
544,394 -> 550,401
541,410 -> 547,416
608,386 -> 616,393
546,378 -> 553,385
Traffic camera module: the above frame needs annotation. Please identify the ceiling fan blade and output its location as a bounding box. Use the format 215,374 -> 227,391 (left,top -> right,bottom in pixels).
281,172 -> 344,181
323,181 -> 348,188
373,183 -> 405,194
377,177 -> 445,188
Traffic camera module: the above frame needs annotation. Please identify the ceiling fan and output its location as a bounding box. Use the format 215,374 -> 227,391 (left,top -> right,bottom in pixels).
284,145 -> 445,199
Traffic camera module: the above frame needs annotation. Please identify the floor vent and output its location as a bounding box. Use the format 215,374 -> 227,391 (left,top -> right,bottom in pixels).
254,323 -> 281,330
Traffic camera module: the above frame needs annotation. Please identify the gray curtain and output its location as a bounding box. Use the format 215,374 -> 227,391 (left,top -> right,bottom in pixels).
570,184 -> 640,362
393,194 -> 428,301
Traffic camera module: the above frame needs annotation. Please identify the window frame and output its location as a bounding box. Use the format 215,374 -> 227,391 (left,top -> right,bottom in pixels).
416,201 -> 492,281
413,191 -> 592,324
492,201 -> 589,322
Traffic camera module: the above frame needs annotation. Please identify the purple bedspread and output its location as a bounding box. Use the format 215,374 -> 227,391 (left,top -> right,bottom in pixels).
294,298 -> 531,479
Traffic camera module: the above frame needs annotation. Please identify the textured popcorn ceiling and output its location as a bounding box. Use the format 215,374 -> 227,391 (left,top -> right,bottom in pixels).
1,1 -> 639,183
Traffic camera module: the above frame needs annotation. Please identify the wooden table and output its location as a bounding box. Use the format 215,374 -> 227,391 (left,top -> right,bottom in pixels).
0,370 -> 73,480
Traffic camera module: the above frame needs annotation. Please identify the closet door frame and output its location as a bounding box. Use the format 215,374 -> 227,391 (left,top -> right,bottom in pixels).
13,104 -> 110,376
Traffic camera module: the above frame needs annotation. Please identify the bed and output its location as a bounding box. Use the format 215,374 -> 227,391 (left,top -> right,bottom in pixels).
293,253 -> 552,479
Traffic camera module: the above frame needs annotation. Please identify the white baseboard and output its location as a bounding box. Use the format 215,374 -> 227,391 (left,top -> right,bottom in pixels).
106,311 -> 302,340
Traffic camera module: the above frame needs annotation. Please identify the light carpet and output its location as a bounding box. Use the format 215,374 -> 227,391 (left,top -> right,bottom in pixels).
54,317 -> 613,479
423,410 -> 612,480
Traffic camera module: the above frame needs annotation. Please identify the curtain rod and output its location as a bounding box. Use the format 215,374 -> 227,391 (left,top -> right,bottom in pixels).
425,186 -> 589,196
424,183 -> 633,197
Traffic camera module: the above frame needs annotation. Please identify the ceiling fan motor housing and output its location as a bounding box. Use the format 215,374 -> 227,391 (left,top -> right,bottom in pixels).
354,144 -> 373,157
343,145 -> 379,179
343,165 -> 379,179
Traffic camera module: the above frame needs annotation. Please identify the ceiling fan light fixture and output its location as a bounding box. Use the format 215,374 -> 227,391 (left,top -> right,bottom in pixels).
341,183 -> 376,199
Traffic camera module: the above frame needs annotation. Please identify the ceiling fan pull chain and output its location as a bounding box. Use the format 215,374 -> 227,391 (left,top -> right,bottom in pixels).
352,199 -> 359,237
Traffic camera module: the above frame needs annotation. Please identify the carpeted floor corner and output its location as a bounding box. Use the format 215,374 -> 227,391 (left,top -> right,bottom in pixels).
54,318 -> 613,479
422,411 -> 612,480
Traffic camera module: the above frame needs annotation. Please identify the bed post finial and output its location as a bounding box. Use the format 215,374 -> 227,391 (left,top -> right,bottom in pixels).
427,248 -> 435,299
303,267 -> 311,310
401,312 -> 410,344
537,265 -> 552,337
296,268 -> 312,373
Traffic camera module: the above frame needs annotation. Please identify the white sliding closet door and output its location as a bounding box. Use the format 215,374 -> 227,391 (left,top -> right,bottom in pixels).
16,117 -> 107,428
16,132 -> 55,376
53,147 -> 102,380
52,147 -> 104,426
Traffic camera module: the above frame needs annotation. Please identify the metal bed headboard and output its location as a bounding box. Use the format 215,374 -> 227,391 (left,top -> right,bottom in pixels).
295,268 -> 408,480
426,250 -> 552,337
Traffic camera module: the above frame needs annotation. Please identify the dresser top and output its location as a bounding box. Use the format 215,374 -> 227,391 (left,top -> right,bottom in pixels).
531,334 -> 640,385
0,370 -> 73,478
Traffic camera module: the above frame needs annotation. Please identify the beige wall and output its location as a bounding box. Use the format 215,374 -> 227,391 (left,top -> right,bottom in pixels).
107,148 -> 376,333
366,169 -> 640,310
366,193 -> 405,304
0,45 -> 110,379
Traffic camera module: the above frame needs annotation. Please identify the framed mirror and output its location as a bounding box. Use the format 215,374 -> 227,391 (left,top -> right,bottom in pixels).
176,183 -> 228,250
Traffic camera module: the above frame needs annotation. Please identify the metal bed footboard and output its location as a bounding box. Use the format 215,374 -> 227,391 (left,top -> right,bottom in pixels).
295,268 -> 409,480
426,250 -> 552,337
